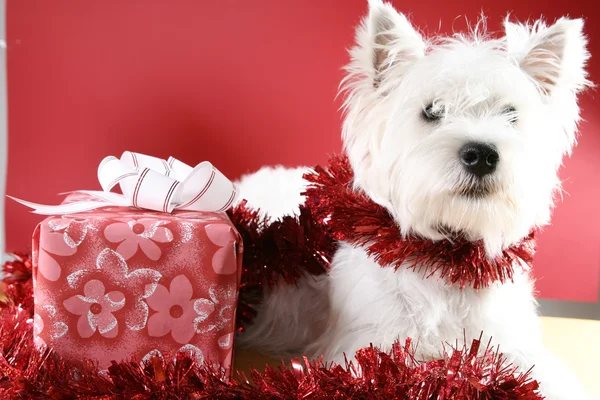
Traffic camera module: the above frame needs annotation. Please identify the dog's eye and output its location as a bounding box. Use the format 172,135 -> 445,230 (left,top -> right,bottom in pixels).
502,105 -> 518,124
422,103 -> 445,122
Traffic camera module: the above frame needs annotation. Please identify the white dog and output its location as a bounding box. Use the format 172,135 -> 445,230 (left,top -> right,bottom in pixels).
235,1 -> 592,398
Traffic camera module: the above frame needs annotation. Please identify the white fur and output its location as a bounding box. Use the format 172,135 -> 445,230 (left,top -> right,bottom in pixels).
236,1 -> 592,398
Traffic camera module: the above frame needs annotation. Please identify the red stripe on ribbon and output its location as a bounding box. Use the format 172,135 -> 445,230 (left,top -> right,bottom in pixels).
132,168 -> 150,208
99,156 -> 117,171
180,168 -> 216,209
217,187 -> 237,212
163,181 -> 179,213
162,160 -> 171,177
107,172 -> 138,191
131,153 -> 139,169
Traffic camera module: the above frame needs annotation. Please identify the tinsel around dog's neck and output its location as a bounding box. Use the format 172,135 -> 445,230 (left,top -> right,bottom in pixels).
302,153 -> 536,290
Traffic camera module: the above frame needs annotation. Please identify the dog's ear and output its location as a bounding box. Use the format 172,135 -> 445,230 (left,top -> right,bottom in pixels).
504,17 -> 591,96
353,0 -> 425,88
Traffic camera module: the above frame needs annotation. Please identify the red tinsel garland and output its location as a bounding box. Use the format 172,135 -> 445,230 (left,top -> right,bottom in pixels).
303,154 -> 537,290
0,255 -> 541,398
228,202 -> 335,330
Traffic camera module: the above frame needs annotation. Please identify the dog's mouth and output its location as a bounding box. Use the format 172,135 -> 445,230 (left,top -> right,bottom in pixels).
453,181 -> 496,199
434,224 -> 466,240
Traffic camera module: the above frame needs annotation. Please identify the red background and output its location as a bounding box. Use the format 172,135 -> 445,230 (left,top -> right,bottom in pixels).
4,1 -> 599,302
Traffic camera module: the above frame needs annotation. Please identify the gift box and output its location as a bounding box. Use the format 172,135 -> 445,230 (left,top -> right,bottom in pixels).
31,194 -> 242,373
20,152 -> 243,376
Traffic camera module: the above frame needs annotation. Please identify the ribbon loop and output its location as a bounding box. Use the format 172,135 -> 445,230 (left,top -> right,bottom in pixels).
10,151 -> 238,215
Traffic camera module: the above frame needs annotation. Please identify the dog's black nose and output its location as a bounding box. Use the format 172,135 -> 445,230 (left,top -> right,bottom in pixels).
459,142 -> 499,177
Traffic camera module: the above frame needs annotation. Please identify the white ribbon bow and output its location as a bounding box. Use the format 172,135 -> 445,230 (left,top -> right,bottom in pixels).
10,152 -> 238,215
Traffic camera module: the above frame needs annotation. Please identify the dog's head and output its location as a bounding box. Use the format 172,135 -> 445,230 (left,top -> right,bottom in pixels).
342,0 -> 591,255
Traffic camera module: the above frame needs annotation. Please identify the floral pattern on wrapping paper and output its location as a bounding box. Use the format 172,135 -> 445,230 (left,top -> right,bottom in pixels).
38,217 -> 93,282
48,216 -> 95,247
65,249 -> 162,332
205,224 -> 237,275
194,283 -> 237,334
33,305 -> 69,348
218,332 -> 234,372
146,275 -> 215,344
63,280 -> 125,338
104,218 -> 173,261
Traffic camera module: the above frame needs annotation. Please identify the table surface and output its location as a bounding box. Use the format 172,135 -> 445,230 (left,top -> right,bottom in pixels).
234,317 -> 600,398
539,317 -> 600,398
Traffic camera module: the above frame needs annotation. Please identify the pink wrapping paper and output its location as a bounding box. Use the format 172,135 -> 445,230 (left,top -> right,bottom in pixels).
31,193 -> 242,375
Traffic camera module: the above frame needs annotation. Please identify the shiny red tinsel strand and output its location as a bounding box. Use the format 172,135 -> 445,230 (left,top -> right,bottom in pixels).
302,154 -> 537,290
0,256 -> 541,398
227,202 -> 335,330
1,253 -> 33,312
